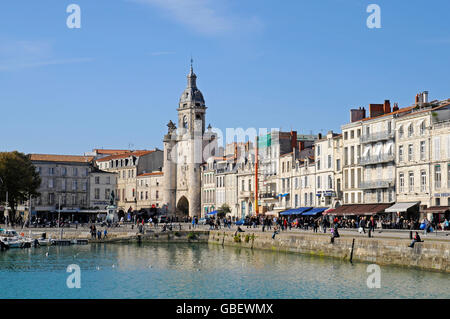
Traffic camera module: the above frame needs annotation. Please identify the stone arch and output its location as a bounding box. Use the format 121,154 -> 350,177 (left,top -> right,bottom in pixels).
176,196 -> 189,216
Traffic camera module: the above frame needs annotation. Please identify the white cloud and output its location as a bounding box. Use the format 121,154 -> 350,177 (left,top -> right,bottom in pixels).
0,58 -> 94,71
130,0 -> 262,36
0,39 -> 93,71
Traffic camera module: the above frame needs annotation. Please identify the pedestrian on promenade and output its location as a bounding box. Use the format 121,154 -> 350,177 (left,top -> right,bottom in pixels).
97,230 -> 102,240
313,219 -> 319,233
283,218 -> 287,231
368,216 -> 375,238
104,229 -> 107,238
360,217 -> 366,234
322,217 -> 328,234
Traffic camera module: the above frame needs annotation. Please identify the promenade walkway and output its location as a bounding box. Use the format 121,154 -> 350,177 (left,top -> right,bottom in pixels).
4,222 -> 449,242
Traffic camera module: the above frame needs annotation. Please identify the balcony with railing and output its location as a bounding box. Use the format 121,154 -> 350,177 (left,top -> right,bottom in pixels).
360,130 -> 394,144
358,153 -> 395,165
360,179 -> 394,189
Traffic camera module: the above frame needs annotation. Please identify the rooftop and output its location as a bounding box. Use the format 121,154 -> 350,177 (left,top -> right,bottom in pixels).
30,154 -> 94,163
96,150 -> 156,162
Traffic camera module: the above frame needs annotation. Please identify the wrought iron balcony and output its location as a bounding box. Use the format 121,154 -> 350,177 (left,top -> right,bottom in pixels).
358,153 -> 395,165
360,179 -> 394,189
360,131 -> 394,144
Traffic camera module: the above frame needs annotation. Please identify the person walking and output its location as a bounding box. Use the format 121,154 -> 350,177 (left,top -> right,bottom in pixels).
368,216 -> 375,238
322,217 -> 327,234
360,217 -> 366,234
313,219 -> 319,233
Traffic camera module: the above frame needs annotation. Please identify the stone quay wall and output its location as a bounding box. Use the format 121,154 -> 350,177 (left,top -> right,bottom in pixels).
27,228 -> 449,272
207,230 -> 450,273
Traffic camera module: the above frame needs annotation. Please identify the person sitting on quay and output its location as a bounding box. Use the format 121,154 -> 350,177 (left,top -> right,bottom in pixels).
409,232 -> 423,248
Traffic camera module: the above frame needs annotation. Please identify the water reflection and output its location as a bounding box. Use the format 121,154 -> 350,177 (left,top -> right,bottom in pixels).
0,242 -> 448,299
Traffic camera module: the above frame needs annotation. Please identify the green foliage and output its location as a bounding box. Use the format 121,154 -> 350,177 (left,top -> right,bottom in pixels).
217,204 -> 231,218
233,234 -> 241,243
187,232 -> 198,240
0,152 -> 41,213
244,234 -> 250,243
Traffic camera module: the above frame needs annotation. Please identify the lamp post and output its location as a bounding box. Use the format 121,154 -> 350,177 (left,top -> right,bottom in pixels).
58,195 -> 61,229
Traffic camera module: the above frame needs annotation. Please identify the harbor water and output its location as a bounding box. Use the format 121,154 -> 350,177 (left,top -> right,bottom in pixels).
0,242 -> 448,299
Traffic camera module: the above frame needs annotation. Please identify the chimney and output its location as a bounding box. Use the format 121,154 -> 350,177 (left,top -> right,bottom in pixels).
383,100 -> 391,114
392,103 -> 399,112
298,141 -> 305,152
368,104 -> 384,118
350,107 -> 366,122
415,94 -> 419,105
318,133 -> 322,140
290,131 -> 297,150
423,91 -> 429,104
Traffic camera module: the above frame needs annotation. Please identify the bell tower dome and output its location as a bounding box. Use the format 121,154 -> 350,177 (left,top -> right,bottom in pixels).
178,60 -> 206,134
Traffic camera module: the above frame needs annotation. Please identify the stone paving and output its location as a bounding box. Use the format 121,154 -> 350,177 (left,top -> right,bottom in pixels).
4,222 -> 449,242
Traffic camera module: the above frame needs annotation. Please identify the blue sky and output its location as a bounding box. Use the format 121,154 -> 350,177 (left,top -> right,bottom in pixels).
0,0 -> 449,155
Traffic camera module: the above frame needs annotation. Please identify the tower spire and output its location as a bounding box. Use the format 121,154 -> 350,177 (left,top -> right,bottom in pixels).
187,57 -> 197,88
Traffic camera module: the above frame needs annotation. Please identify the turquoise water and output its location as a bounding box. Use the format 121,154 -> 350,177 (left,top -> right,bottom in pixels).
0,243 -> 448,299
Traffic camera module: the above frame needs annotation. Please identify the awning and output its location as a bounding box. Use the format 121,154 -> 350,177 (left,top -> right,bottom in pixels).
277,193 -> 289,198
385,202 -> 420,213
280,207 -> 312,215
207,211 -> 218,216
302,207 -> 327,216
328,204 -> 392,216
423,206 -> 450,214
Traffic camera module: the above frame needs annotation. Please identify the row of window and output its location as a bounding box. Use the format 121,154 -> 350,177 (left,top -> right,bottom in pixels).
94,188 -> 111,200
398,121 -> 426,139
37,166 -> 89,177
399,165 -> 450,192
38,193 -> 87,206
46,179 -> 88,191
94,176 -> 112,185
118,169 -> 136,179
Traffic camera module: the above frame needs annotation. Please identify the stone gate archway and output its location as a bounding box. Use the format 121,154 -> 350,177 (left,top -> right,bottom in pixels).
176,196 -> 189,216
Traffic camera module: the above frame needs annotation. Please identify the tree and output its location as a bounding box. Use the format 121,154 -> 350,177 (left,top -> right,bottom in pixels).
0,151 -> 41,223
217,204 -> 231,218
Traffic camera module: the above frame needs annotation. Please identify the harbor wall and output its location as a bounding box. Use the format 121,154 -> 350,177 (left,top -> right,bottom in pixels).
25,228 -> 449,272
207,230 -> 450,273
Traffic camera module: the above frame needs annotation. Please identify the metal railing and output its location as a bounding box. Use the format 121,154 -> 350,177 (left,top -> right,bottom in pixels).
360,131 -> 394,143
360,179 -> 394,189
358,153 -> 395,165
